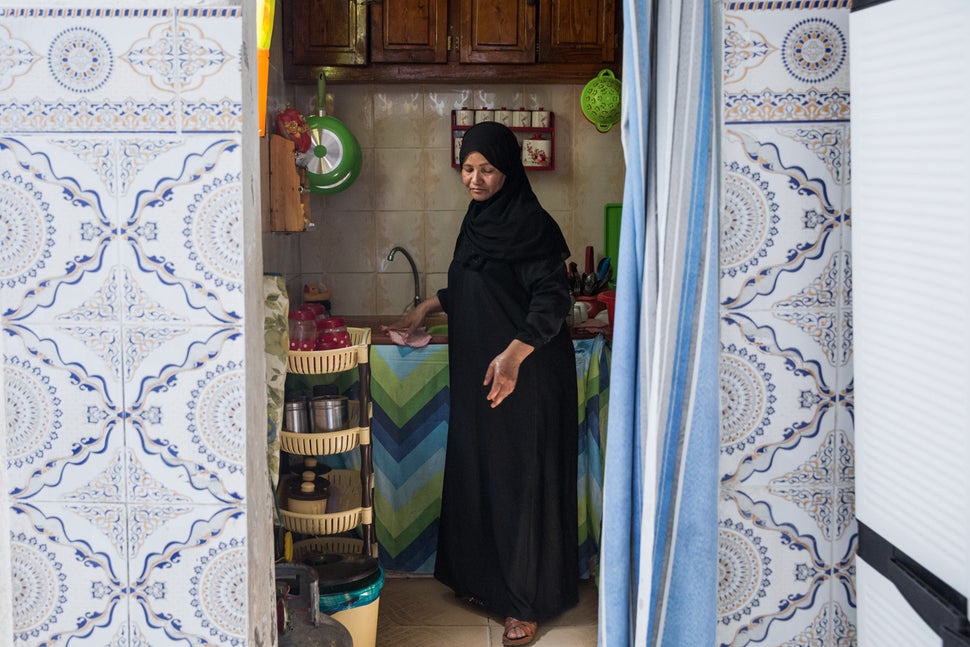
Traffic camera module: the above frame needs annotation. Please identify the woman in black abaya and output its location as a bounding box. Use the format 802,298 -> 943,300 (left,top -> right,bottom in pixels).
392,121 -> 579,646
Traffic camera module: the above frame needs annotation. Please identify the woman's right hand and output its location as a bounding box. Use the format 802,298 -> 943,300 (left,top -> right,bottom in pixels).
388,295 -> 442,333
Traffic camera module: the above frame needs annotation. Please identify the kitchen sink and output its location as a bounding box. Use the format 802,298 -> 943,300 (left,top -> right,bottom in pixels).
339,314 -> 448,345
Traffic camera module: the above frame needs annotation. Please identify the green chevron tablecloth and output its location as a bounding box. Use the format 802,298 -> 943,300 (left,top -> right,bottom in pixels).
284,336 -> 609,578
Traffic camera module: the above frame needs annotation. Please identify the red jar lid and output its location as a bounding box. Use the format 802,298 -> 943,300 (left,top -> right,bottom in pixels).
289,309 -> 313,320
301,303 -> 326,317
318,317 -> 346,328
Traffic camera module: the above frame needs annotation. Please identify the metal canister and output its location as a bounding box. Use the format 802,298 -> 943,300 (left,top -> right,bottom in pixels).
311,395 -> 349,432
284,400 -> 310,433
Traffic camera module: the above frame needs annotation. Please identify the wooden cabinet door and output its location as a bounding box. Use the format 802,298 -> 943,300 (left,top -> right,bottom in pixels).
459,0 -> 536,64
371,0 -> 449,63
537,0 -> 616,64
286,0 -> 368,67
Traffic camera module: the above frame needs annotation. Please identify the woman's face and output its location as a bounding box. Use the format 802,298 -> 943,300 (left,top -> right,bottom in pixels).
461,152 -> 506,201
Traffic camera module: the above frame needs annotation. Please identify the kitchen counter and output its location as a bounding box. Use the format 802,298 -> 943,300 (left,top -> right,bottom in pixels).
339,314 -> 610,345
339,315 -> 450,345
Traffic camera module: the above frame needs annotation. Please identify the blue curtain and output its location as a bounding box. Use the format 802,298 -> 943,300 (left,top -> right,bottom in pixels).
598,1 -> 720,645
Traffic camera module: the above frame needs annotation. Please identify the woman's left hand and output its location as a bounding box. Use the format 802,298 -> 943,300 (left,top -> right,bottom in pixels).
483,340 -> 534,408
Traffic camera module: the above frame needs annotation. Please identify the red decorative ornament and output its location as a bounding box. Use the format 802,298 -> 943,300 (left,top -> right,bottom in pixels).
275,105 -> 311,153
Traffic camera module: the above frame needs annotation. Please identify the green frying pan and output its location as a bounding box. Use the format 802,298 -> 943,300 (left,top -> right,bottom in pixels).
305,72 -> 361,189
307,145 -> 362,195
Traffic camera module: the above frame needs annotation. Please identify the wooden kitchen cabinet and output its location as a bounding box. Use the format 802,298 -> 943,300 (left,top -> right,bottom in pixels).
288,0 -> 367,67
537,0 -> 616,64
371,0 -> 449,63
459,0 -> 616,65
459,0 -> 618,65
458,0 -> 535,64
282,0 -> 619,83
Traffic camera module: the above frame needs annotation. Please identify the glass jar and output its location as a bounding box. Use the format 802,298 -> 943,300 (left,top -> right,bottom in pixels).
288,309 -> 316,351
301,302 -> 326,320
313,317 -> 328,350
316,316 -> 351,350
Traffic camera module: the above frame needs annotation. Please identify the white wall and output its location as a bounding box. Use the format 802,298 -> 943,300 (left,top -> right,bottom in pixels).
717,2 -> 855,644
0,2 -> 275,643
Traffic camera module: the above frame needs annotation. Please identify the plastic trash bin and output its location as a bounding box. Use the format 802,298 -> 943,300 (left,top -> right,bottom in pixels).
275,563 -> 354,647
306,553 -> 384,647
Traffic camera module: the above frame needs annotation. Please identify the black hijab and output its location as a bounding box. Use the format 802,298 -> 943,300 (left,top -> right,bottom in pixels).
456,122 -> 569,263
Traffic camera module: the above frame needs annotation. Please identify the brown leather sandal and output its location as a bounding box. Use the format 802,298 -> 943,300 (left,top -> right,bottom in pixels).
459,594 -> 487,608
502,617 -> 538,646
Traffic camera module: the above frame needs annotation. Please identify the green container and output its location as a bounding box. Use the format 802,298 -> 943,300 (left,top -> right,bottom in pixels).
604,203 -> 622,288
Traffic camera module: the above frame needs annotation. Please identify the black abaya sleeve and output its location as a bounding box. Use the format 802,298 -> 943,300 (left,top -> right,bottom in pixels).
513,255 -> 572,348
436,287 -> 450,314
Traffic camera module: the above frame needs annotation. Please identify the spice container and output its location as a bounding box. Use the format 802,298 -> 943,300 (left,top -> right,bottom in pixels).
531,108 -> 550,128
316,317 -> 351,350
289,309 -> 316,351
522,137 -> 552,167
513,108 -> 531,128
456,108 -> 474,126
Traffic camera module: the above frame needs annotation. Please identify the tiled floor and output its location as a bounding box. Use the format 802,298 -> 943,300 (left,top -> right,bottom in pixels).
376,575 -> 599,646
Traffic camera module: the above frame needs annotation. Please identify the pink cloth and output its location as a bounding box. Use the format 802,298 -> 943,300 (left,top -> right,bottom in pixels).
381,326 -> 432,348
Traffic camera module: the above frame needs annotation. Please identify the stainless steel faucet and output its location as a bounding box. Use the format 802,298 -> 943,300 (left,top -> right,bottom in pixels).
386,246 -> 421,310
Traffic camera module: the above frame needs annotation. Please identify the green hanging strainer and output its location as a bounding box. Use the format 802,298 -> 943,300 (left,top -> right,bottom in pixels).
580,69 -> 621,133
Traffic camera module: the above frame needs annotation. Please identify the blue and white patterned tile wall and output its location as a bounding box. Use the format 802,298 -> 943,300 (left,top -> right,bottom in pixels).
718,2 -> 854,646
0,5 -> 266,644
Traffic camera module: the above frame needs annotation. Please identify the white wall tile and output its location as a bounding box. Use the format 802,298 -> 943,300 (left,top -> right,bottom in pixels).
3,329 -> 124,499
0,7 -> 268,643
723,9 -> 850,98
125,505 -> 249,644
0,8 -> 183,132
719,3 -> 853,642
128,328 -> 247,504
719,487 -> 837,646
374,89 -> 425,148
327,271 -> 376,315
9,501 -> 127,643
